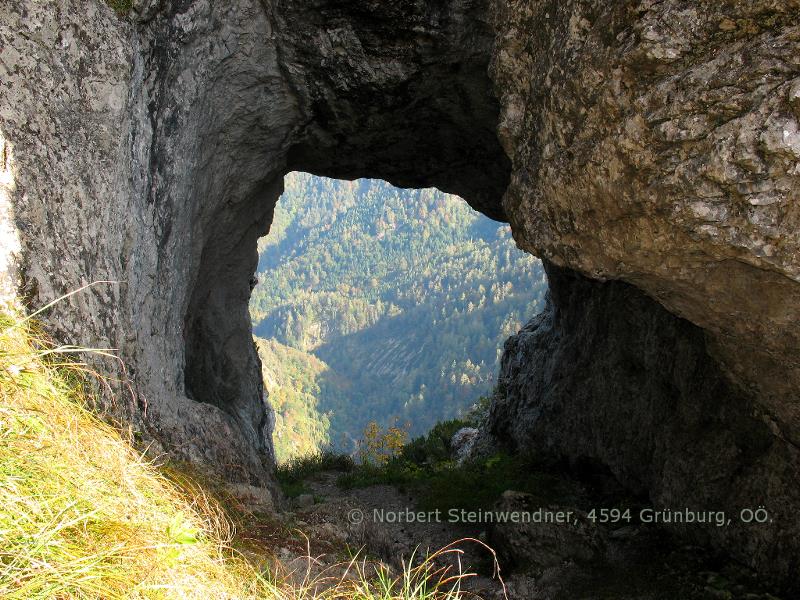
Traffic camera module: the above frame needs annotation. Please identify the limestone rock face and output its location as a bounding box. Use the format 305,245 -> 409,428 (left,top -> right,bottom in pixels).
484,4 -> 800,588
1,0 -> 799,590
490,0 -> 800,440
0,1 -> 132,360
1,0 -> 287,488
0,0 -> 508,489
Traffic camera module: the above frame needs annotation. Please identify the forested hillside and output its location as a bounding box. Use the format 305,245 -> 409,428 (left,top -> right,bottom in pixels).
251,173 -> 547,458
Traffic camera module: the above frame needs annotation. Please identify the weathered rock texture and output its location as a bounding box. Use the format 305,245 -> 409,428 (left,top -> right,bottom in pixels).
0,0 -> 508,490
488,490 -> 603,575
491,0 -> 800,440
485,3 -> 800,589
0,0 -> 798,590
490,263 -> 800,590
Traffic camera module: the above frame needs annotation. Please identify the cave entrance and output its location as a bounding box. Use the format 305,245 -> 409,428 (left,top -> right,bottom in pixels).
250,172 -> 547,463
179,0 -> 515,476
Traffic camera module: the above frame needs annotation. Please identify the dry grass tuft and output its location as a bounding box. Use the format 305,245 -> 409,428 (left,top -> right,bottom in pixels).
0,307 -> 264,598
0,303 -> 495,599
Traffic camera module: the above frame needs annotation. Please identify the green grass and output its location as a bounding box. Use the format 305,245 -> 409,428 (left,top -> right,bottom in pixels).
338,451 -> 578,514
0,306 -> 485,599
272,417 -> 578,514
276,450 -> 355,498
286,419 -> 582,514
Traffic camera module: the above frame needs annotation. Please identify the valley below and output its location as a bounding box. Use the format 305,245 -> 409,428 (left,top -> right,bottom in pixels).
251,173 -> 547,461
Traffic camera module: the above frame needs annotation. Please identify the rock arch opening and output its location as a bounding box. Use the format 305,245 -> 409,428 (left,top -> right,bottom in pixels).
180,146 -> 512,474
3,0 -> 799,591
247,172 -> 547,462
173,0 -> 512,479
153,1 -> 798,586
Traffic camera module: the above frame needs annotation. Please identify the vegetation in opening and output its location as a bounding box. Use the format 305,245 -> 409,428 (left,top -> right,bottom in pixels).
275,450 -> 356,499
256,337 -> 333,464
326,415 -> 579,515
274,411 -> 787,600
252,173 -> 547,462
357,420 -> 409,466
273,399 -> 578,515
274,419 -> 410,498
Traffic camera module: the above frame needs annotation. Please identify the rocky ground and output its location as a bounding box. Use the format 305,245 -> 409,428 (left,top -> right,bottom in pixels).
235,470 -> 787,600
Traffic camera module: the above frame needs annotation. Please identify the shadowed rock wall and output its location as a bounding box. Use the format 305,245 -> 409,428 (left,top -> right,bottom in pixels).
490,263 -> 800,591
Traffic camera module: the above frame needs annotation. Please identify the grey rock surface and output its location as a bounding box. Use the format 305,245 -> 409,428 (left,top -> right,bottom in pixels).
490,262 -> 800,591
227,482 -> 275,514
294,493 -> 315,509
490,0 -> 800,439
0,0 -> 507,490
488,491 -> 604,575
450,426 -> 480,463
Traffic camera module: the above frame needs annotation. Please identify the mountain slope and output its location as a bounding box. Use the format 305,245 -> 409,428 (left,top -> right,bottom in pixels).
251,173 -> 547,454
256,336 -> 344,463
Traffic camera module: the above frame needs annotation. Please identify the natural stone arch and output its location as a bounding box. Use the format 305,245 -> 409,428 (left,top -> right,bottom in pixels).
156,0 -> 511,480
1,0 -> 799,592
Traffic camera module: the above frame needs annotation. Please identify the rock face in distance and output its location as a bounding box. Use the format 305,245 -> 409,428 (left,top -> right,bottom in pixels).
450,427 -> 480,464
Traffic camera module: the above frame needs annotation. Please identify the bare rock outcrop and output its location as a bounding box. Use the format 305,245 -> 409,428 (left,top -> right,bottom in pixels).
0,0 -> 508,490
490,262 -> 800,590
491,0 -> 800,438
485,3 -> 800,589
488,491 -> 604,575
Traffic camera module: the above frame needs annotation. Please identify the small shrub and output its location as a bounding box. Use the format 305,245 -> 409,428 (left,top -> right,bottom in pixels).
106,0 -> 133,16
416,453 -> 576,513
337,456 -> 423,490
357,420 -> 409,466
336,414 -> 582,516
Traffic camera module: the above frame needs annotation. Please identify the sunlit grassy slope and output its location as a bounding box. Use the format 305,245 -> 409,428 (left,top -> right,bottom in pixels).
0,310 -> 264,598
0,308 -> 477,599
